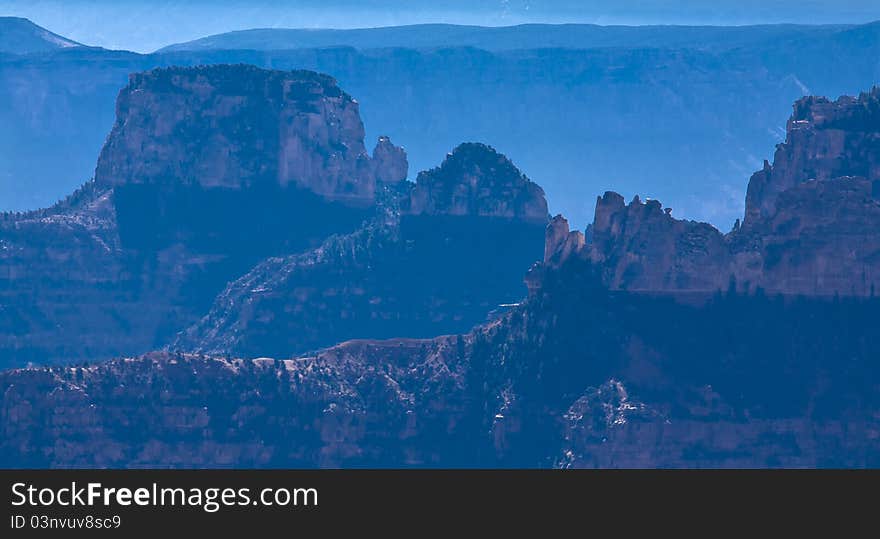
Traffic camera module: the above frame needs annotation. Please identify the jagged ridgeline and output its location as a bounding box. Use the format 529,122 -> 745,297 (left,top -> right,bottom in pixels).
0,65 -> 547,368
540,87 -> 880,297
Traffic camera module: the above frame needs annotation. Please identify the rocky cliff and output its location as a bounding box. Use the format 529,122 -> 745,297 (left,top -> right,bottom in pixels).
0,66 -> 391,368
5,257 -> 879,468
405,143 -> 548,223
95,65 -> 405,203
508,257 -> 880,468
0,75 -> 880,468
174,143 -> 547,358
0,183 -> 159,366
543,88 -> 880,297
3,87 -> 880,468
0,340 -> 473,467
0,65 -> 544,369
744,89 -> 880,225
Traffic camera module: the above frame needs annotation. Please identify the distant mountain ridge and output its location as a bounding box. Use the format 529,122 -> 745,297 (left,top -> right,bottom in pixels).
3,18 -> 880,227
157,22 -> 854,53
0,17 -> 82,54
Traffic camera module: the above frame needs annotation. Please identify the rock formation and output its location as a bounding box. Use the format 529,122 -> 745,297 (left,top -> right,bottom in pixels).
543,214 -> 584,264
405,143 -> 548,223
96,65 -> 399,204
744,89 -> 880,225
583,192 -> 730,292
3,75 -> 880,468
371,136 -> 409,185
0,340 -> 473,467
541,88 -> 880,297
5,259 -> 880,467
0,65 -> 547,369
0,66 -> 398,368
174,143 -> 548,359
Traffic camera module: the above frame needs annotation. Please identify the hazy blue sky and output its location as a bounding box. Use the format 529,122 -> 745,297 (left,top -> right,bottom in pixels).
3,0 -> 880,52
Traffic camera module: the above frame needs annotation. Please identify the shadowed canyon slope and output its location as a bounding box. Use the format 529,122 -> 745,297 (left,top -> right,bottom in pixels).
0,65 -> 546,369
2,84 -> 880,468
175,142 -> 546,358
4,252 -> 880,467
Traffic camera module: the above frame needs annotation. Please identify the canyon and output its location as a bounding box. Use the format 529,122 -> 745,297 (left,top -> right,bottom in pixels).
0,65 -> 546,369
4,18 -> 880,227
175,141 -> 547,358
2,64 -> 880,468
